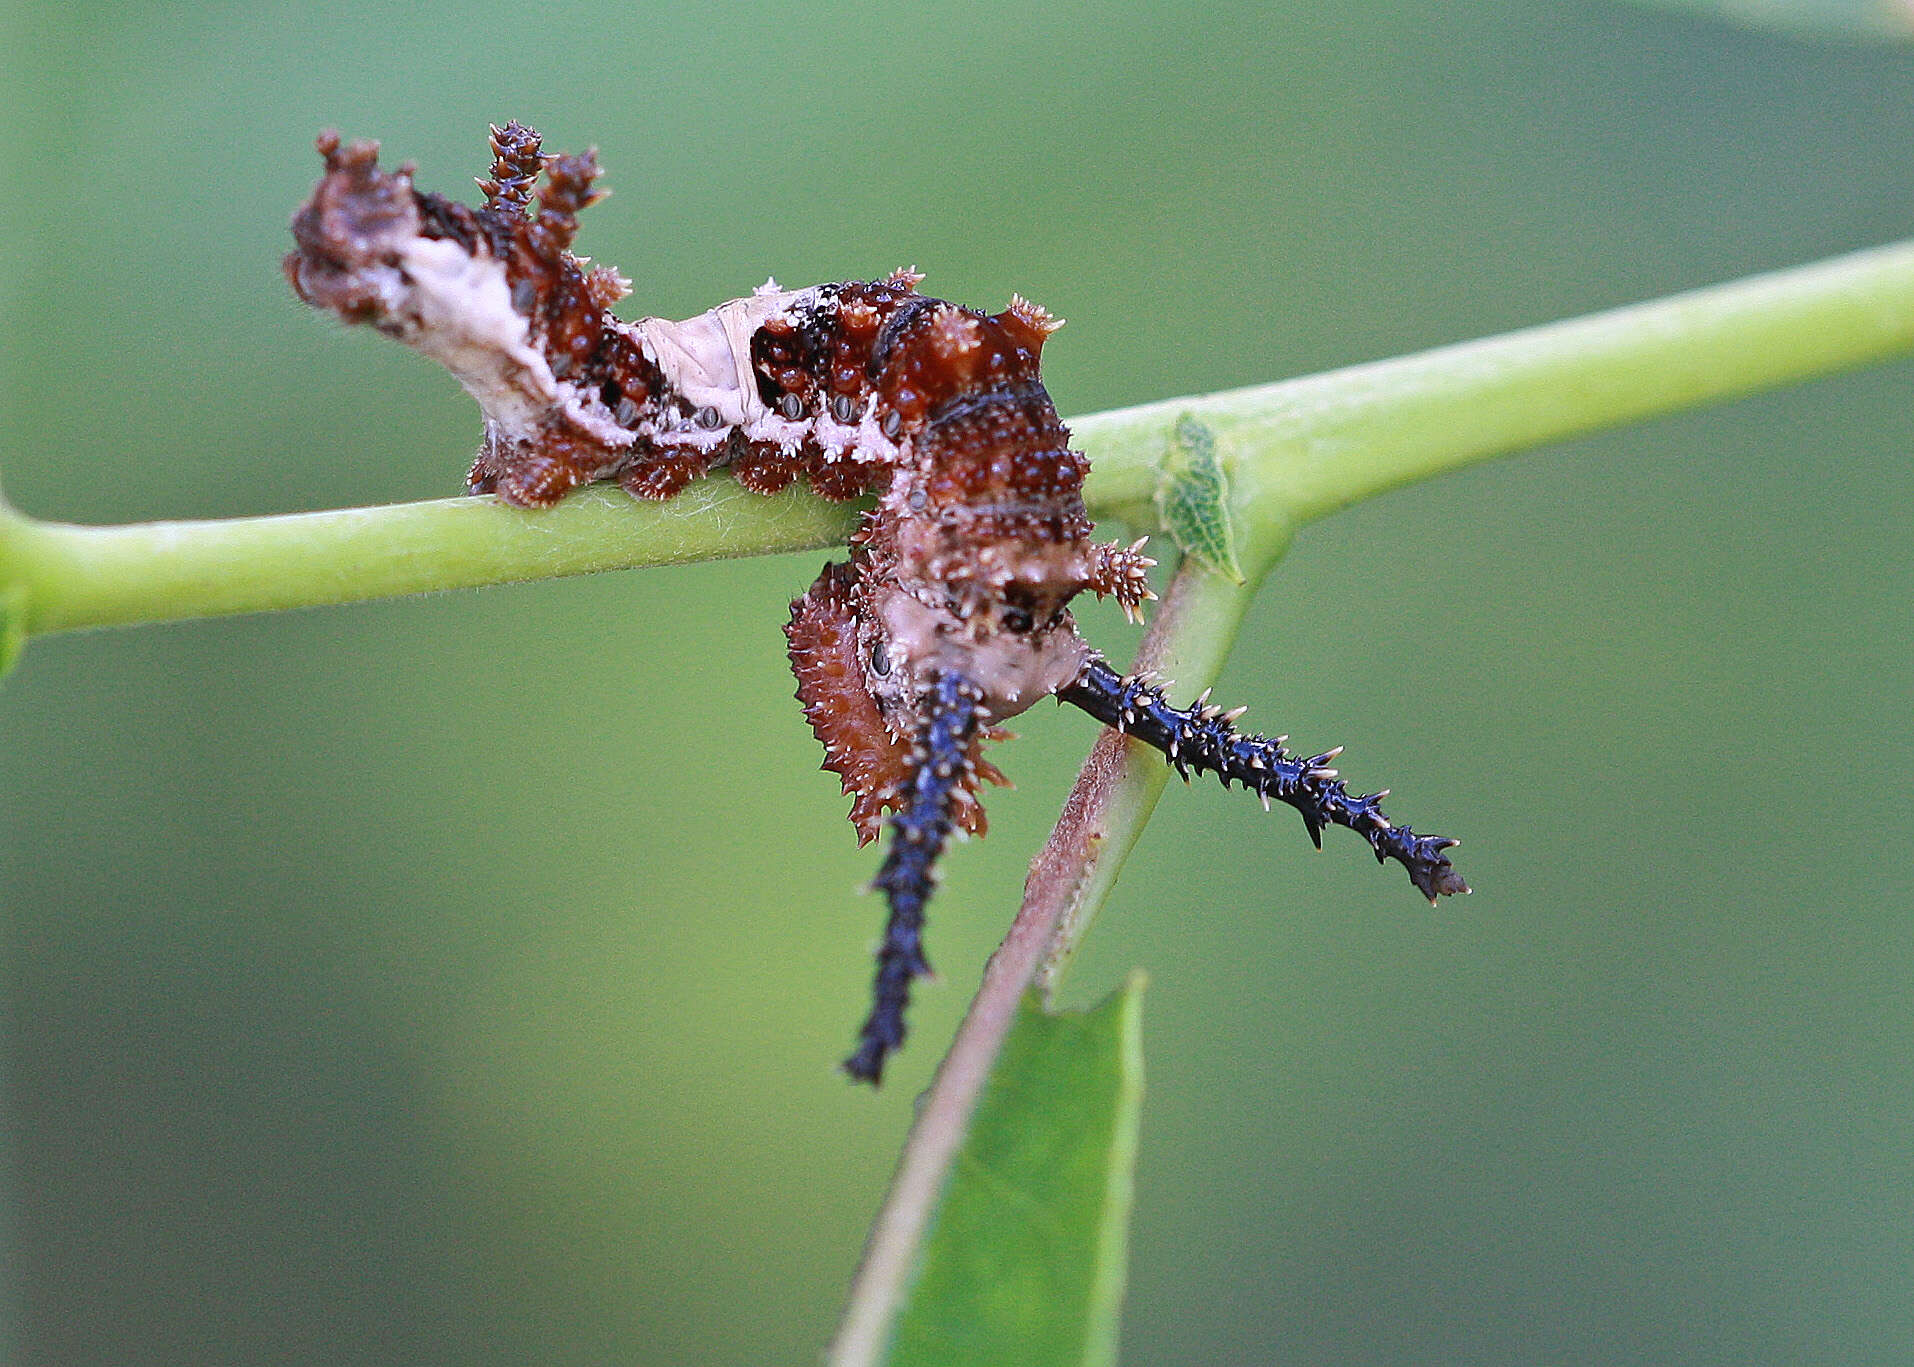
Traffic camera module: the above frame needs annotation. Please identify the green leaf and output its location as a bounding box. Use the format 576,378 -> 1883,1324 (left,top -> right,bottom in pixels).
1154,413 -> 1244,584
1615,0 -> 1914,41
889,974 -> 1147,1367
0,582 -> 25,682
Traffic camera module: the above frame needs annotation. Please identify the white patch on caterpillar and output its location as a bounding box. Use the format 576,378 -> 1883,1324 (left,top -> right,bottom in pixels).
631,286 -> 907,469
811,406 -> 863,458
807,394 -> 904,467
634,287 -> 816,434
394,237 -> 555,435
867,584 -> 1090,728
393,236 -> 636,451
853,406 -> 904,465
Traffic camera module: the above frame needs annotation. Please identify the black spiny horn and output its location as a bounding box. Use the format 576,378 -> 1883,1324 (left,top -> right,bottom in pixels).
1060,658 -> 1468,903
843,673 -> 986,1085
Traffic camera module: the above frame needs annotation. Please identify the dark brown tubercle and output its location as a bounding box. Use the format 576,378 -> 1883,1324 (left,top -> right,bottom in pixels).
286,124 -> 1469,1086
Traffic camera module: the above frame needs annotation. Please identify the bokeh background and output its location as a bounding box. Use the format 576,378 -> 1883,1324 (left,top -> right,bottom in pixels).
5,1 -> 1913,1363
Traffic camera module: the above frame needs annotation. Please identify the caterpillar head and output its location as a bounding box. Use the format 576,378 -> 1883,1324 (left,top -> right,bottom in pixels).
859,581 -> 1089,731
780,555 -> 1079,842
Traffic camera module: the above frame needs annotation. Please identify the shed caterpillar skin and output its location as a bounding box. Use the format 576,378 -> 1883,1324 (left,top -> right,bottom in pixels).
287,123 -> 1468,1084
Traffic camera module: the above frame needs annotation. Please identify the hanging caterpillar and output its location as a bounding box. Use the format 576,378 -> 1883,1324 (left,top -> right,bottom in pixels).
286,123 -> 1468,1084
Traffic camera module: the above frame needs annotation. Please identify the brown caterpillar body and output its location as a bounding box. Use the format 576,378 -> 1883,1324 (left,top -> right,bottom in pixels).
288,123 -> 1467,1084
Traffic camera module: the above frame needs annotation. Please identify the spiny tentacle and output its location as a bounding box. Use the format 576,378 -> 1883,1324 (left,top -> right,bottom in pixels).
1059,658 -> 1468,903
843,673 -> 985,1085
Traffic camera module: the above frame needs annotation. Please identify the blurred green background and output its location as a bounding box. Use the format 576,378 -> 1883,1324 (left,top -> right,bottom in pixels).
5,1 -> 1912,1362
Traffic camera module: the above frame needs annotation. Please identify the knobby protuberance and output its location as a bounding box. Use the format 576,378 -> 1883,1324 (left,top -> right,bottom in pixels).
286,123 -> 1467,1083
845,674 -> 986,1084
1060,658 -> 1469,902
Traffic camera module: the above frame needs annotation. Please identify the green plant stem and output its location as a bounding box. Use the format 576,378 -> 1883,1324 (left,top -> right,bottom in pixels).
1031,565 -> 1268,995
829,557 -> 1257,1367
1072,236 -> 1914,527
6,238 -> 1914,641
0,482 -> 863,635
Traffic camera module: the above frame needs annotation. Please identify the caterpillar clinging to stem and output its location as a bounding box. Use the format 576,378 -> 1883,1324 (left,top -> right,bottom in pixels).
286,123 -> 1468,1084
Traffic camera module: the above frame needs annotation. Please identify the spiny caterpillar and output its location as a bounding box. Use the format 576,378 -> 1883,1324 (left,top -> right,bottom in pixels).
286,123 -> 1469,1084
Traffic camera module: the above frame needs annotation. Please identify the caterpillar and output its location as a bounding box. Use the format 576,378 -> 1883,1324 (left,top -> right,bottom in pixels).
286,123 -> 1469,1084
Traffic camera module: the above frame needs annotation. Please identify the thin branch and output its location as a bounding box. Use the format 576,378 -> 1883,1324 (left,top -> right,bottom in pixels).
1070,236 -> 1914,525
7,238 -> 1914,642
827,561 -> 1259,1367
0,482 -> 862,636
